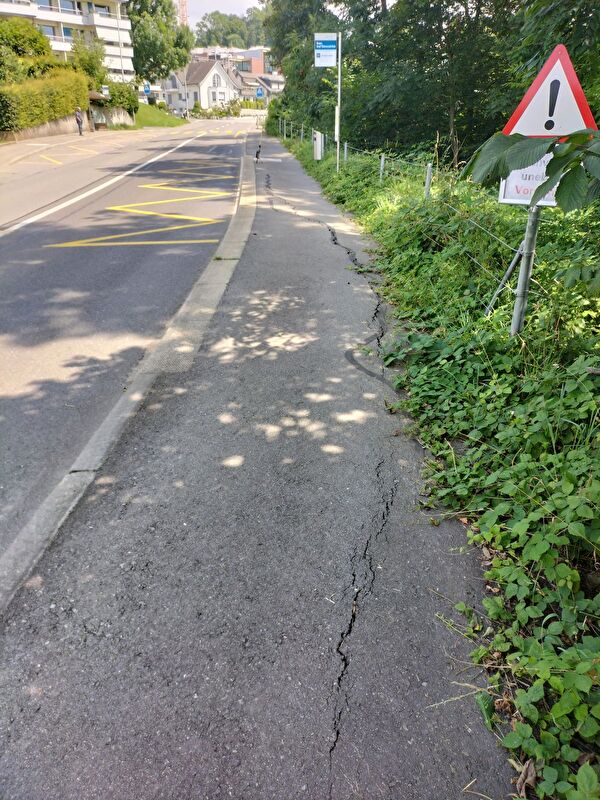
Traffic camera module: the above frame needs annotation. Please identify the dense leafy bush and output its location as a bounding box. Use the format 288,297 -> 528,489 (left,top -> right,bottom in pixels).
0,17 -> 50,57
190,98 -> 240,119
106,81 -> 138,116
0,71 -> 88,131
240,99 -> 265,109
0,44 -> 25,84
287,138 -> 600,798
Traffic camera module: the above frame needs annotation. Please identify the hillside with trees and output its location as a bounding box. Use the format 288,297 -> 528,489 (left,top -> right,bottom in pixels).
266,0 -> 600,164
195,8 -> 269,49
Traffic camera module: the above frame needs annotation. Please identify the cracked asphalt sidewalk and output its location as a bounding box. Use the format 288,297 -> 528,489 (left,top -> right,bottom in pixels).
0,136 -> 511,799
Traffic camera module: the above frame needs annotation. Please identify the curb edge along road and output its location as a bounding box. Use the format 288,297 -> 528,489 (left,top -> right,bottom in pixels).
0,145 -> 256,613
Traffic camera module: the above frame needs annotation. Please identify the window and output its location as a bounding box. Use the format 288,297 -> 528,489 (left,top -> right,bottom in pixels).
39,24 -> 55,36
212,74 -> 221,88
211,91 -> 217,102
94,4 -> 109,14
60,0 -> 77,11
178,93 -> 183,101
62,25 -> 73,38
238,60 -> 251,72
218,92 -> 225,101
193,91 -> 198,102
170,75 -> 177,89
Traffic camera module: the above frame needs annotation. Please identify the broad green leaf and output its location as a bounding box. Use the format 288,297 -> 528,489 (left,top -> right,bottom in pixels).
583,154 -> 600,180
587,178 -> 600,203
501,730 -> 522,749
504,137 -> 553,170
550,690 -> 579,718
578,714 -> 600,739
577,763 -> 599,793
543,766 -> 559,784
468,133 -> 518,183
530,168 -> 563,207
555,165 -> 588,212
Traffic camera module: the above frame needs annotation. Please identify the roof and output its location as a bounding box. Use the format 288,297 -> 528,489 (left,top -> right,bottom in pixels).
184,60 -> 216,85
226,68 -> 244,90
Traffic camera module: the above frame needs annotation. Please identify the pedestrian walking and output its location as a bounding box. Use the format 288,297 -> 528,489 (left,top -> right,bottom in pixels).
255,144 -> 261,162
75,106 -> 84,136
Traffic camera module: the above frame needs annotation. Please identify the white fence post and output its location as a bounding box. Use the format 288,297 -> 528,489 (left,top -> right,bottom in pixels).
379,154 -> 385,184
301,123 -> 304,141
344,142 -> 348,162
424,162 -> 433,199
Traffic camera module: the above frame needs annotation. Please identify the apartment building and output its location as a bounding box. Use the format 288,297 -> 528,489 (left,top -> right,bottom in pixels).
0,0 -> 134,81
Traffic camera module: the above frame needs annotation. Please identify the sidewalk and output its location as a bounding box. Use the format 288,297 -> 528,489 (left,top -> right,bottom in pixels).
0,136 -> 511,799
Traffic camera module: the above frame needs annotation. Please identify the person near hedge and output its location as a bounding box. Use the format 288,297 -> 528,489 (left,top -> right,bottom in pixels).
75,107 -> 83,136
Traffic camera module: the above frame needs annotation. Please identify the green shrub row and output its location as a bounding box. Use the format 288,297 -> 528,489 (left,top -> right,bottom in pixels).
286,138 -> 600,799
0,70 -> 88,131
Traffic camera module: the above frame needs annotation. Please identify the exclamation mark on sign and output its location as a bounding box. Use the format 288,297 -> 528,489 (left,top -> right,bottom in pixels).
544,79 -> 560,130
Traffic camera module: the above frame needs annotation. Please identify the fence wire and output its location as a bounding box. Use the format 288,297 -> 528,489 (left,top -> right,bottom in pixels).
277,117 -> 527,311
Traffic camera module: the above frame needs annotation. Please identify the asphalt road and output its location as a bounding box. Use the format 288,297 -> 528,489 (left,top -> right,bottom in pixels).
0,136 -> 511,799
0,119 -> 255,553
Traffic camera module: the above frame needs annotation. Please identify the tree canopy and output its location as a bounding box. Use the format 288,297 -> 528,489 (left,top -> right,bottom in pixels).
128,0 -> 194,81
194,8 -> 269,49
266,0 -> 600,163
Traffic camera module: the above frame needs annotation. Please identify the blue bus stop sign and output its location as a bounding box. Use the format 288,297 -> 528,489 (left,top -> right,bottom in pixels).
143,82 -> 151,96
256,87 -> 264,99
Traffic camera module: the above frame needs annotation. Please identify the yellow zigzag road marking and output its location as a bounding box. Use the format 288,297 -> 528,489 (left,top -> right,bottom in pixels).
46,221 -> 220,248
47,171 -> 230,247
68,145 -> 98,154
40,154 -> 62,165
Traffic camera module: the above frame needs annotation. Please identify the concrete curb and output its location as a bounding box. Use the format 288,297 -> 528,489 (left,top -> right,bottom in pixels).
0,147 -> 257,614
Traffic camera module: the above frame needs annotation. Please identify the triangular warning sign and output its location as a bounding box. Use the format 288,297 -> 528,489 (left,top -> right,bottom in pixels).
504,45 -> 597,137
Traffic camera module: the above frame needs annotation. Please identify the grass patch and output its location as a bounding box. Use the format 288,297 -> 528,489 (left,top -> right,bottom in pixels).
287,139 -> 600,798
110,103 -> 188,129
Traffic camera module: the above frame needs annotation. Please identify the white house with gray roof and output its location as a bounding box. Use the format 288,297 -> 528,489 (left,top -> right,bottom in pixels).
161,60 -> 240,114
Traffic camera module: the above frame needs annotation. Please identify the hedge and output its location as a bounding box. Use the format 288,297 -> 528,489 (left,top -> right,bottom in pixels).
0,71 -> 88,131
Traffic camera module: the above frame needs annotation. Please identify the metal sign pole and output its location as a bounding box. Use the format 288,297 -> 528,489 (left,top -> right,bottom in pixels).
336,31 -> 342,173
510,206 -> 541,336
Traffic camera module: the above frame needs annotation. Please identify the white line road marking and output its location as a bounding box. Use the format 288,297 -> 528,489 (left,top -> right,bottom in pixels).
0,131 -> 208,239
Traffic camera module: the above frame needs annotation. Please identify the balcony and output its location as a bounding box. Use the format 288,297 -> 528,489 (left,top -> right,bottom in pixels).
0,0 -> 35,17
84,10 -> 130,29
104,42 -> 133,58
48,34 -> 73,51
37,4 -> 84,23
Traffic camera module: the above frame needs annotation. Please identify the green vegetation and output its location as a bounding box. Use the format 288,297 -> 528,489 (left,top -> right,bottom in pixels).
0,17 -> 50,58
190,99 -> 240,119
465,131 -> 600,213
240,99 -> 266,110
129,102 -> 187,127
71,34 -> 106,90
285,137 -> 600,797
128,0 -> 194,81
194,8 -> 268,48
0,71 -> 88,131
265,0 -> 599,164
106,80 -> 138,116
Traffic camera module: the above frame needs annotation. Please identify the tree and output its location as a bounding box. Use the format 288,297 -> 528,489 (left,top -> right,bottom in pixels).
0,45 -> 26,84
128,0 -> 194,80
71,34 -> 106,89
513,0 -> 600,108
0,18 -> 51,57
245,7 -> 268,46
194,9 -> 268,49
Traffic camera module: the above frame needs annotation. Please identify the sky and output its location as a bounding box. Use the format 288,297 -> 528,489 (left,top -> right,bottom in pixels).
187,0 -> 259,27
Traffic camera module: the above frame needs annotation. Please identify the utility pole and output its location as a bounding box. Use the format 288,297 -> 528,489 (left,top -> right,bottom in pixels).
335,31 -> 342,173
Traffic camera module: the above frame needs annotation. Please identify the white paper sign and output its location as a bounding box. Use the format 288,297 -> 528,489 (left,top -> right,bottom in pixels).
499,155 -> 557,206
